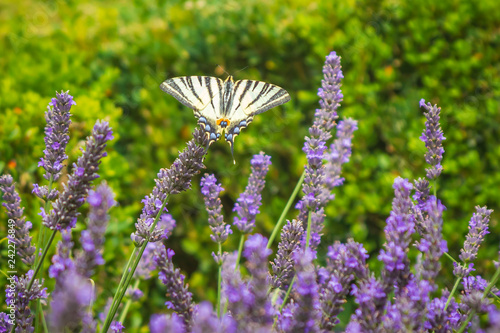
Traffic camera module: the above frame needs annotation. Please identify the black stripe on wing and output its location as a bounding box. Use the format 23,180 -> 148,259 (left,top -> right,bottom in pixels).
160,79 -> 200,110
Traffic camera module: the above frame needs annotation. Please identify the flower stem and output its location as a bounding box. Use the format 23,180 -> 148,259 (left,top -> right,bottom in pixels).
101,195 -> 169,333
272,275 -> 297,330
27,229 -> 57,291
305,210 -> 312,250
267,170 -> 306,249
34,176 -> 54,267
444,276 -> 461,311
234,234 -> 245,270
118,279 -> 140,324
217,242 -> 222,318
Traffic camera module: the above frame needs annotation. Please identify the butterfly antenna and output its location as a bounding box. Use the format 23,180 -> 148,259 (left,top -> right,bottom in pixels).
216,64 -> 230,77
234,66 -> 248,75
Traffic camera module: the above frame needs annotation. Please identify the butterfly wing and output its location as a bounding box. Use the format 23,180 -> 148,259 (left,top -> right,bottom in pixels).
160,76 -> 225,144
224,80 -> 291,151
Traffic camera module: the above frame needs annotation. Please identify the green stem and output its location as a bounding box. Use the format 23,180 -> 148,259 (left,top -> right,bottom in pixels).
305,210 -> 312,250
272,275 -> 296,330
443,252 -> 456,263
34,177 -> 54,267
217,242 -> 222,318
38,300 -> 48,333
101,195 -> 169,333
267,170 -> 306,249
27,230 -> 57,291
235,234 -> 245,270
106,247 -> 137,326
444,276 -> 461,311
118,279 -> 140,324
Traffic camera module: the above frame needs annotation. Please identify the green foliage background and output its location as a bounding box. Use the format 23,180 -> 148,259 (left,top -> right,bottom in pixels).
1,0 -> 499,329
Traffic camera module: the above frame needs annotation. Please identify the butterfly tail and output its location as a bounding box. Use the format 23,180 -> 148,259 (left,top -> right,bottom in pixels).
231,144 -> 236,165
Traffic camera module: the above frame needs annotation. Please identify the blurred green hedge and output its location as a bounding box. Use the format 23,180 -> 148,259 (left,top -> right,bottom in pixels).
1,0 -> 499,329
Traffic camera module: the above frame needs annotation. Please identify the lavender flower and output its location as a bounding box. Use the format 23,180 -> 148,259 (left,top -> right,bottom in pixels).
49,270 -> 95,333
319,239 -> 368,330
346,276 -> 386,332
6,270 -> 47,333
75,182 -> 115,278
271,219 -> 304,290
154,245 -> 195,330
233,152 -> 271,234
324,118 -> 358,190
378,177 -> 415,293
0,312 -> 13,332
315,51 -> 344,132
132,127 -> 207,246
382,278 -> 432,332
0,175 -> 35,266
243,234 -> 274,327
191,301 -> 236,333
453,206 -> 493,278
48,229 -> 74,280
42,120 -> 113,230
412,177 -> 431,234
150,313 -> 184,333
287,248 -> 320,333
37,91 -> 74,182
424,292 -> 461,332
221,252 -> 253,330
297,52 -> 344,249
110,321 -> 125,333
414,197 -> 447,285
419,99 -> 446,180
201,174 -> 231,244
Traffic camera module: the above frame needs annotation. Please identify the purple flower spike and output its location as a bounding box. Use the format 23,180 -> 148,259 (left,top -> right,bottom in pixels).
201,174 -> 232,246
378,177 -> 415,293
297,52 -> 346,250
0,175 -> 36,266
325,118 -> 358,190
222,252 -> 254,330
49,270 -> 95,333
132,127 -> 208,246
453,206 -> 493,278
75,182 -> 116,278
150,313 -> 184,333
233,152 -> 271,234
38,90 -> 74,182
315,51 -> 343,132
424,292 -> 460,332
4,270 -> 47,333
288,248 -> 321,333
191,301 -> 237,333
414,197 -> 447,285
347,276 -> 386,332
243,234 -> 274,327
154,245 -> 195,331
271,219 -> 304,290
419,99 -> 446,180
43,120 -> 113,231
319,239 -> 368,330
49,229 -> 75,280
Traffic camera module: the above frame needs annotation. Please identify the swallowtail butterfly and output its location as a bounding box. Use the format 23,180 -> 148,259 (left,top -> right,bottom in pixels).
160,76 -> 291,161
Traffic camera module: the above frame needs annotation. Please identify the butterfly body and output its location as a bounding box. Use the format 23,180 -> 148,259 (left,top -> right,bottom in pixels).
160,75 -> 290,158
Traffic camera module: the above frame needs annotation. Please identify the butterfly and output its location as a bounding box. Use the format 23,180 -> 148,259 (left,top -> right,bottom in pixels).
160,75 -> 291,161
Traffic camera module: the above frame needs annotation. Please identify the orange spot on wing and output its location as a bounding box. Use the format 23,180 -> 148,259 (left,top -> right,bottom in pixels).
216,118 -> 231,126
